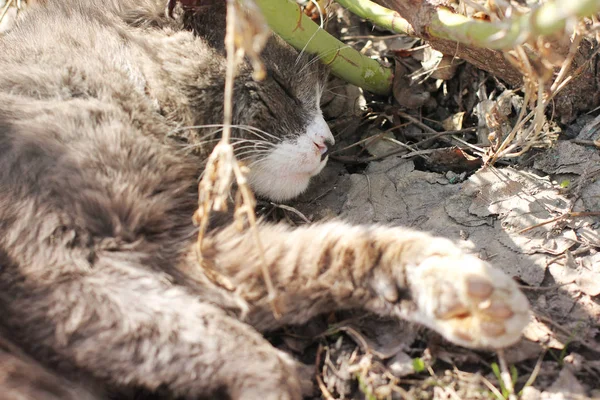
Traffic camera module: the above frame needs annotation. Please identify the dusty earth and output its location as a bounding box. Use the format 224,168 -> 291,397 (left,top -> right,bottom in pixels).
2,1 -> 600,399
280,132 -> 600,400
261,7 -> 600,400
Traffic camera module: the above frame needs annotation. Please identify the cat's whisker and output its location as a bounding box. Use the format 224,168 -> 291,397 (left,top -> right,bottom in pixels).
294,1 -> 325,67
232,125 -> 282,142
234,148 -> 273,157
169,124 -> 282,144
178,137 -> 222,147
297,44 -> 353,75
324,83 -> 351,92
168,124 -> 225,140
246,158 -> 268,169
300,53 -> 322,72
234,153 -> 270,160
233,146 -> 273,154
180,137 -> 272,151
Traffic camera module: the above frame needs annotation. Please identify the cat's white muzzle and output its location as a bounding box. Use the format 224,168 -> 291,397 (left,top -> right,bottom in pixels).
247,113 -> 334,201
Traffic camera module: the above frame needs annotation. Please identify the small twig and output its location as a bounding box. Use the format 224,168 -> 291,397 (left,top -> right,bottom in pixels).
389,382 -> 413,399
332,147 -> 431,164
481,375 -> 506,400
570,139 -> 600,148
517,211 -> 600,234
330,129 -> 390,156
269,202 -> 311,223
0,0 -> 15,23
382,136 -> 430,160
450,135 -> 486,154
519,281 -> 575,291
411,128 -> 476,143
536,314 -> 600,353
397,111 -> 437,134
397,112 -> 479,153
520,350 -> 546,393
324,350 -> 346,380
497,349 -> 516,399
550,32 -> 583,93
315,345 -> 337,400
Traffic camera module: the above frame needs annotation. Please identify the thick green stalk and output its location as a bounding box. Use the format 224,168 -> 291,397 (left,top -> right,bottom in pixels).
253,0 -> 393,95
334,0 -> 600,50
530,0 -> 600,36
334,0 -> 411,35
429,0 -> 600,50
429,7 -> 526,50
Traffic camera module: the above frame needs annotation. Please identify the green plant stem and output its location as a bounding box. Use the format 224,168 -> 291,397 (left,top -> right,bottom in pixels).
429,0 -> 600,50
256,0 -> 600,95
430,7 -> 526,50
336,0 -> 600,50
533,0 -> 600,35
253,0 -> 393,95
334,0 -> 411,35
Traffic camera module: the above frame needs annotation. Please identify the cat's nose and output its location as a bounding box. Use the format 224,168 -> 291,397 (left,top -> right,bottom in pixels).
307,114 -> 335,161
315,140 -> 332,161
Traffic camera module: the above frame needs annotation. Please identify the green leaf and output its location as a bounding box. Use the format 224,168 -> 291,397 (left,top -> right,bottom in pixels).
412,357 -> 426,373
491,362 -> 508,399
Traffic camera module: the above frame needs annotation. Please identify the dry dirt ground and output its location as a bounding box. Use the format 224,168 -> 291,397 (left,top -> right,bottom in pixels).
261,7 -> 600,400
2,1 -> 599,399
281,135 -> 600,400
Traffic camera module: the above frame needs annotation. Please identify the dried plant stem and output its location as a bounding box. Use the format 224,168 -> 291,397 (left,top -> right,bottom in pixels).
195,0 -> 278,315
0,0 -> 15,23
521,351 -> 546,392
517,211 -> 600,234
490,27 -> 590,163
550,32 -> 583,93
488,76 -> 533,163
497,349 -> 516,399
269,203 -> 312,223
481,375 -> 505,400
315,345 -> 337,400
501,76 -> 548,159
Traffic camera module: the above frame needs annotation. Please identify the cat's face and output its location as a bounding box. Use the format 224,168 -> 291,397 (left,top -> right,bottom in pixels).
182,6 -> 333,201
231,38 -> 334,202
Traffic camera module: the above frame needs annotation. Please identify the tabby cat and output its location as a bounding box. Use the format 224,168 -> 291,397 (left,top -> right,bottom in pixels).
0,0 -> 529,399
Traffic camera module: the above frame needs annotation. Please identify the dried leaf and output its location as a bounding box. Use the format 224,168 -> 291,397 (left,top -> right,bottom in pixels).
442,112 -> 465,131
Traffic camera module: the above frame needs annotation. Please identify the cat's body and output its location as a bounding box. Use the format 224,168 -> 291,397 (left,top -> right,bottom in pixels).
0,1 -> 530,399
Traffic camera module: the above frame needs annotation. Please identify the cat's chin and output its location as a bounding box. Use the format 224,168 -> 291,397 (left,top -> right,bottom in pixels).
248,169 -> 315,202
247,147 -> 329,201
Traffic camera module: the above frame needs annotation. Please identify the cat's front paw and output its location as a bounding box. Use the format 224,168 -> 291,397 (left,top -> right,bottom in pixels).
370,235 -> 530,349
407,251 -> 530,348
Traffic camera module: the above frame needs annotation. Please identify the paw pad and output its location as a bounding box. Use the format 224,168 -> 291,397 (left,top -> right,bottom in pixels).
408,256 -> 530,349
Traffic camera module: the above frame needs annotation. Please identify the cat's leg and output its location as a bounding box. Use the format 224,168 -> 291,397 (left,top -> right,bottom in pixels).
0,113 -> 303,399
0,334 -> 105,400
0,251 -> 301,399
202,222 -> 530,349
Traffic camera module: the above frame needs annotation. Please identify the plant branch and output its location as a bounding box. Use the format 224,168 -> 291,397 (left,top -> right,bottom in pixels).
336,0 -> 600,50
334,0 -> 412,35
253,0 -> 393,95
430,0 -> 600,50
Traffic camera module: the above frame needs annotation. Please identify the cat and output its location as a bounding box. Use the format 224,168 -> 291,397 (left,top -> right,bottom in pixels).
0,0 -> 530,399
